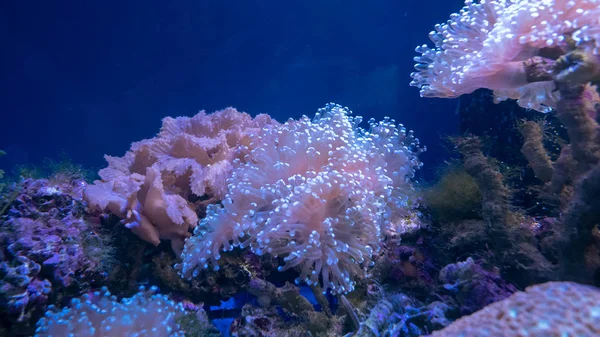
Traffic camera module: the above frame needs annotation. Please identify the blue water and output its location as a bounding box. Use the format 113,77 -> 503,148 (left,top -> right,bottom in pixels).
1,0 -> 461,181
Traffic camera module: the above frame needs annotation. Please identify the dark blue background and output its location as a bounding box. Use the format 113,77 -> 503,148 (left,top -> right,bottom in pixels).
1,0 -> 461,180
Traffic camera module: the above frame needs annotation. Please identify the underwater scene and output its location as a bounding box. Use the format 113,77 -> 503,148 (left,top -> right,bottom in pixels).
2,0 -> 600,336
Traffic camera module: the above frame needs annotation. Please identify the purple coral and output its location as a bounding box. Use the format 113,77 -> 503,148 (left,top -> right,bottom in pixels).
438,258 -> 517,315
0,256 -> 51,321
0,177 -> 111,332
5,216 -> 101,288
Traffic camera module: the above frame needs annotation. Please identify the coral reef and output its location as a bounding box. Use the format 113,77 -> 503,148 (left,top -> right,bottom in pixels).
511,58 -> 600,282
407,1 -> 600,335
5,1 -> 600,331
342,251 -> 523,337
0,103 -> 425,335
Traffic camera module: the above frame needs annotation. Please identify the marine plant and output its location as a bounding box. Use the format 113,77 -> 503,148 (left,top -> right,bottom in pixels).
422,164 -> 481,223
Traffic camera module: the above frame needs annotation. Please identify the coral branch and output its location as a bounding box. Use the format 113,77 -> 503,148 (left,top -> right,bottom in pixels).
519,121 -> 553,183
554,83 -> 600,174
456,137 -> 553,284
560,165 -> 600,281
456,137 -> 509,229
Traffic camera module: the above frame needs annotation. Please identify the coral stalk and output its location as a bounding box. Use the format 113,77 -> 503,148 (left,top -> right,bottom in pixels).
519,121 -> 553,183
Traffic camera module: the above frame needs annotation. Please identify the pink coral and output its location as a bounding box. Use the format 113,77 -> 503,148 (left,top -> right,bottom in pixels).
84,108 -> 277,252
410,0 -> 600,112
426,281 -> 600,337
178,104 -> 423,294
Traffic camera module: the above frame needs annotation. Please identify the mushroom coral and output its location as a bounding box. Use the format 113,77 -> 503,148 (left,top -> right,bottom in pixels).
84,108 -> 277,252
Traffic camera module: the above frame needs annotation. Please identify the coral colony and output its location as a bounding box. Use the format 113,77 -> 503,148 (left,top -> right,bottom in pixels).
1,0 -> 600,336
